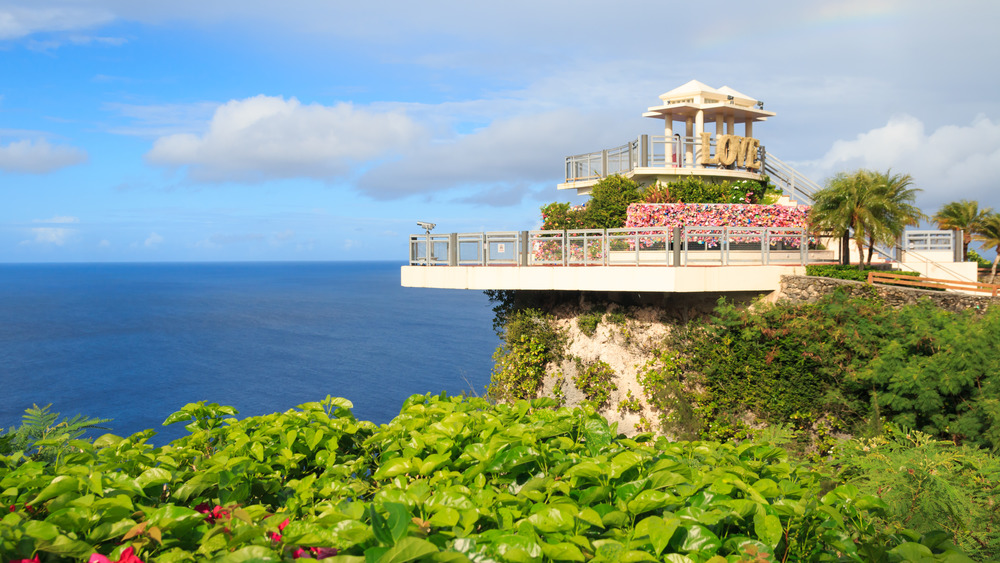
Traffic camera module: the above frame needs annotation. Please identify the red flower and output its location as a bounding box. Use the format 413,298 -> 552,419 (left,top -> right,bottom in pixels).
9,556 -> 40,563
270,518 -> 290,542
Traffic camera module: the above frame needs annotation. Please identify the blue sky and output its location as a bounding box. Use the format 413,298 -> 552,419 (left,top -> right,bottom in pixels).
2,0 -> 1000,262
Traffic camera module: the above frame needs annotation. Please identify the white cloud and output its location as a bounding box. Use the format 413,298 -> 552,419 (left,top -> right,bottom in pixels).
0,139 -> 87,174
357,109 -> 623,200
797,114 -> 1000,212
144,232 -> 163,247
24,227 -> 74,245
34,215 -> 79,224
0,5 -> 114,39
145,95 -> 424,183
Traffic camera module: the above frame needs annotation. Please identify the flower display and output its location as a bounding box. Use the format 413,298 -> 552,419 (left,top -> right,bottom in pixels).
626,203 -> 812,248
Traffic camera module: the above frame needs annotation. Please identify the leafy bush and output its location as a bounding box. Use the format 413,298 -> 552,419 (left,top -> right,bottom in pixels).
853,305 -> 1000,449
967,248 -> 992,268
661,178 -> 778,205
584,175 -> 644,229
572,359 -> 616,408
837,429 -> 1000,561
576,310 -> 603,336
805,264 -> 920,282
540,202 -> 587,231
487,308 -> 566,402
0,404 -> 110,465
0,395 -> 976,562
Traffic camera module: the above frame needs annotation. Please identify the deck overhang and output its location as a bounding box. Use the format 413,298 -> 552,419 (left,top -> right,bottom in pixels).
401,264 -> 806,293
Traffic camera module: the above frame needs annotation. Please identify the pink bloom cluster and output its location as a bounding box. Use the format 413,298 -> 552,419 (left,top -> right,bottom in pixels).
626,203 -> 811,247
88,547 -> 144,563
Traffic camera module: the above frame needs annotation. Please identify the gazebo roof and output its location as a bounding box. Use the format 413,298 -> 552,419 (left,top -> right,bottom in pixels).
643,80 -> 775,122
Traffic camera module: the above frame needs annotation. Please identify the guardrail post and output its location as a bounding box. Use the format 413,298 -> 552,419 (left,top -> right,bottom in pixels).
426,233 -> 432,265
640,135 -> 648,167
448,233 -> 457,266
672,226 -> 681,267
520,231 -> 529,266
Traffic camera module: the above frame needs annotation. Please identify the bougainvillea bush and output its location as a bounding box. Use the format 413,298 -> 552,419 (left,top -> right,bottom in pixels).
1,396 -> 975,562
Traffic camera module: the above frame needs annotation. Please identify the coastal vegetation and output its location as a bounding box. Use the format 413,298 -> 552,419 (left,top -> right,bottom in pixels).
0,395 -> 983,562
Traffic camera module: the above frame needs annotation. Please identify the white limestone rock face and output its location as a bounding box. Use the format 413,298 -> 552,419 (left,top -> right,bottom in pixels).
538,302 -> 671,436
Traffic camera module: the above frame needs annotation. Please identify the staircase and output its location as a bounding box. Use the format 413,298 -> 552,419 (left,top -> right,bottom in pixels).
763,152 -> 821,205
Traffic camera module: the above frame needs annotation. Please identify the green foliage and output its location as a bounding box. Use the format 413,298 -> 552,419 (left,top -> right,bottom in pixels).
616,391 -> 641,414
805,264 -> 920,282
658,178 -> 778,205
0,394 -> 976,562
572,359 -> 616,408
662,291 -> 1000,452
934,199 -> 993,257
487,309 -> 566,403
0,404 -> 111,465
584,175 -> 644,229
967,249 -> 992,268
576,310 -> 603,336
810,169 -> 923,267
837,429 -> 1000,561
853,305 -> 1000,449
483,289 -> 516,336
540,202 -> 588,231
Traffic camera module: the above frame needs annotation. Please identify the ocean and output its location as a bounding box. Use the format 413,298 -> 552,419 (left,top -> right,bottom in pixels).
0,261 -> 498,445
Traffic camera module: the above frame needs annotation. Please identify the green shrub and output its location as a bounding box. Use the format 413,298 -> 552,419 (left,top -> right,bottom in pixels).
837,429 -> 1000,561
487,308 -> 566,402
573,358 -> 616,408
585,175 -> 644,229
967,248 -> 992,268
576,310 -> 603,336
617,390 -> 642,414
0,395 -> 977,562
539,202 -> 587,230
0,403 -> 110,465
805,264 -> 920,282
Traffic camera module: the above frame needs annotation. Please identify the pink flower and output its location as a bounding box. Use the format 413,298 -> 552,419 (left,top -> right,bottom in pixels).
88,548 -> 144,563
10,556 -> 40,563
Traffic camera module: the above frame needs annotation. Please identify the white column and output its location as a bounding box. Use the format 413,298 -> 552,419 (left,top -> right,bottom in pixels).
726,115 -> 735,135
695,110 -> 704,168
745,119 -> 753,138
716,114 -> 724,136
663,114 -> 673,165
685,118 -> 694,167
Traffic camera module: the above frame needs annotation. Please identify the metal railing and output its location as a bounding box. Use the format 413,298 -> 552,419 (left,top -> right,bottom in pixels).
564,135 -> 765,182
410,226 -> 826,267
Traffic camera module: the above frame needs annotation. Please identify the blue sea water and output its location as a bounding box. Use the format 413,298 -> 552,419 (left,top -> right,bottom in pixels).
0,261 -> 498,444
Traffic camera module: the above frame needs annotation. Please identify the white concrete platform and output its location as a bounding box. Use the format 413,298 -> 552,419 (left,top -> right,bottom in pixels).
401,264 -> 807,293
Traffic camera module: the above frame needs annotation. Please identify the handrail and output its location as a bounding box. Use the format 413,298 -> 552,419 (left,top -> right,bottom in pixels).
762,152 -> 821,205
866,271 -> 1000,297
409,226 -> 830,267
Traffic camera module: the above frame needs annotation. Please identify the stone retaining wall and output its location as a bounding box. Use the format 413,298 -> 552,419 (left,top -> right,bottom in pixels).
777,275 -> 996,312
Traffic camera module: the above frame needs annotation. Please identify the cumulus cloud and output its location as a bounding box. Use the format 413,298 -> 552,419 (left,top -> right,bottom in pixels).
356,109 -> 622,200
144,232 -> 163,247
145,95 -> 424,183
0,139 -> 87,173
797,114 -> 1000,211
20,216 -> 79,246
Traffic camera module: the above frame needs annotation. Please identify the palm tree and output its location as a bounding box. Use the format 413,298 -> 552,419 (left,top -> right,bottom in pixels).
809,170 -> 883,268
863,170 -> 924,266
933,200 -> 993,259
973,213 -> 1000,283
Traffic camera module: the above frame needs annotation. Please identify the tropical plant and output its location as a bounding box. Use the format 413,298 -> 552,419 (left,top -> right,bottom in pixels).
810,169 -> 922,268
864,170 -> 924,265
933,199 -> 993,258
0,395 -> 979,562
973,212 -> 1000,282
539,202 -> 587,231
